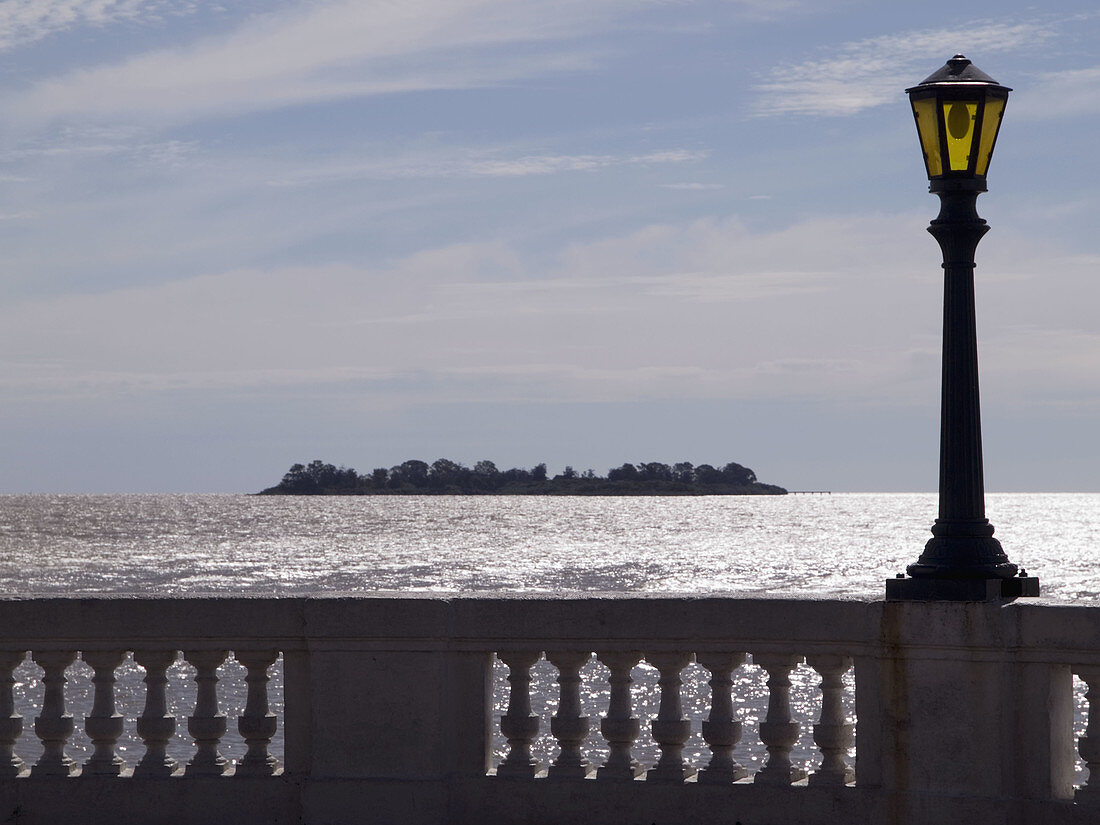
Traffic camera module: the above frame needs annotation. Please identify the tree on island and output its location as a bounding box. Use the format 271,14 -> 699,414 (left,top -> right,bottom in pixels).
275,460 -> 359,494
260,458 -> 786,496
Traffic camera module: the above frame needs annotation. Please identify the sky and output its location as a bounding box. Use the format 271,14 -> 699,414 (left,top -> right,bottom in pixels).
1,0 -> 1099,494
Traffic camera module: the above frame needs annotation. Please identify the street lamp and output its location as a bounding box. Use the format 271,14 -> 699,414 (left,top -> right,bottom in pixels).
886,55 -> 1039,601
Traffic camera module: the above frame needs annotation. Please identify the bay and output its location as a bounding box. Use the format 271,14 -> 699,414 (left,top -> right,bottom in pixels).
1,492 -> 1097,600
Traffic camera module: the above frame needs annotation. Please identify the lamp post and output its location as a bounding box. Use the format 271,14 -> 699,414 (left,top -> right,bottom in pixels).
886,55 -> 1039,601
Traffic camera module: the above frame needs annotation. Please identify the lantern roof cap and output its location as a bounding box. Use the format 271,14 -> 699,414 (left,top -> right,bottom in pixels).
906,54 -> 1011,93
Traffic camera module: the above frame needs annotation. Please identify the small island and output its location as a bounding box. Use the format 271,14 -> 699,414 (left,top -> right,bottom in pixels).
259,459 -> 786,496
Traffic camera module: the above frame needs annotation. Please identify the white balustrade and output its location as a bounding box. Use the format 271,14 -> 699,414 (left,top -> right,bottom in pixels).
0,651 -> 25,778
496,650 -> 541,779
235,650 -> 280,777
697,652 -> 748,784
3,597 -> 1100,825
184,649 -> 230,776
133,649 -> 178,778
807,654 -> 854,786
0,637 -> 857,792
596,650 -> 643,780
546,650 -> 593,780
753,653 -> 806,785
30,649 -> 78,777
81,650 -> 127,777
645,651 -> 695,783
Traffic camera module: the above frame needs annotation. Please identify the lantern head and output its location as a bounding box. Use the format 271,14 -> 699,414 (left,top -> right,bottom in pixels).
906,54 -> 1010,191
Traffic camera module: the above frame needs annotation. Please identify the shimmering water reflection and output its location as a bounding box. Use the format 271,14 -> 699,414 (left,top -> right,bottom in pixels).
1,493 -> 1097,599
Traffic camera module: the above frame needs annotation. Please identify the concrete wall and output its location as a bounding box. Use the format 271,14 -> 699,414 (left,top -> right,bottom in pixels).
0,595 -> 1096,824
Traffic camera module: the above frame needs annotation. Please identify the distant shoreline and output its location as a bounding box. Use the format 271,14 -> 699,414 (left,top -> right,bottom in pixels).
259,459 -> 787,496
258,486 -> 788,497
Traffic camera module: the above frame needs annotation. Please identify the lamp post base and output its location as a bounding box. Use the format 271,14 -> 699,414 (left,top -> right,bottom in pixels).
886,575 -> 1039,602
906,531 -> 1016,580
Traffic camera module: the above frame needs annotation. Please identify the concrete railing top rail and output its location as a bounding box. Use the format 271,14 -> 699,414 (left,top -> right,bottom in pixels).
0,595 -> 1098,663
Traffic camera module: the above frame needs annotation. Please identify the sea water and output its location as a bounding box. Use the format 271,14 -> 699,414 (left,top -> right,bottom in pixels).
1,493 -> 1096,773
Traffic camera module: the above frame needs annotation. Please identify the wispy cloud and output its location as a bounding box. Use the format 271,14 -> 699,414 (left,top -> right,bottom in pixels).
659,182 -> 725,191
464,149 -> 706,176
0,0 -> 199,51
0,132 -> 196,164
266,148 -> 707,187
753,19 -> 1056,117
8,0 -> 648,126
0,212 -> 934,402
0,208 -> 1095,410
1013,66 -> 1100,120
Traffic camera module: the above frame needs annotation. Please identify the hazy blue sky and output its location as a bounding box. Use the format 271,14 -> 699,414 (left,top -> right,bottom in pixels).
1,0 -> 1098,493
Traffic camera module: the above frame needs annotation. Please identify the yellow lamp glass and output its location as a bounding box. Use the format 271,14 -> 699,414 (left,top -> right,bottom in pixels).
906,55 -> 1010,183
911,97 -> 942,177
975,97 -> 1005,176
942,100 -> 978,172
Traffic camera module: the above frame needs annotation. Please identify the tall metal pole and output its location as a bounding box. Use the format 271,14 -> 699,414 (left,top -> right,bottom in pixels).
887,180 -> 1038,600
906,181 -> 1015,580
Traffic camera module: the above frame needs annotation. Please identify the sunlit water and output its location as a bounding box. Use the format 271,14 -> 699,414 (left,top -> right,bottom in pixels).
0,493 -> 1096,775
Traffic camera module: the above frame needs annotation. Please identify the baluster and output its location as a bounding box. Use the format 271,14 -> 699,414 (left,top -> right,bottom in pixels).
753,652 -> 807,785
235,650 -> 280,777
496,650 -> 541,779
0,651 -> 26,778
807,654 -> 855,786
645,651 -> 696,783
1077,667 -> 1100,804
546,650 -> 593,780
82,650 -> 127,776
184,649 -> 230,776
133,649 -> 178,778
596,650 -> 643,780
697,652 -> 748,784
30,650 -> 78,777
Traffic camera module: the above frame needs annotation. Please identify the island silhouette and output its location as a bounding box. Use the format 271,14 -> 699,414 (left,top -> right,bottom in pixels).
259,459 -> 786,496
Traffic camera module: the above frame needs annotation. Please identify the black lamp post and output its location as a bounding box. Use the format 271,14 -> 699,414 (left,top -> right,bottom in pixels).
886,55 -> 1039,601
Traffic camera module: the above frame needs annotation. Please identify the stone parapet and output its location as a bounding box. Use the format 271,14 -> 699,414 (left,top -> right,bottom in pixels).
0,596 -> 1094,824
